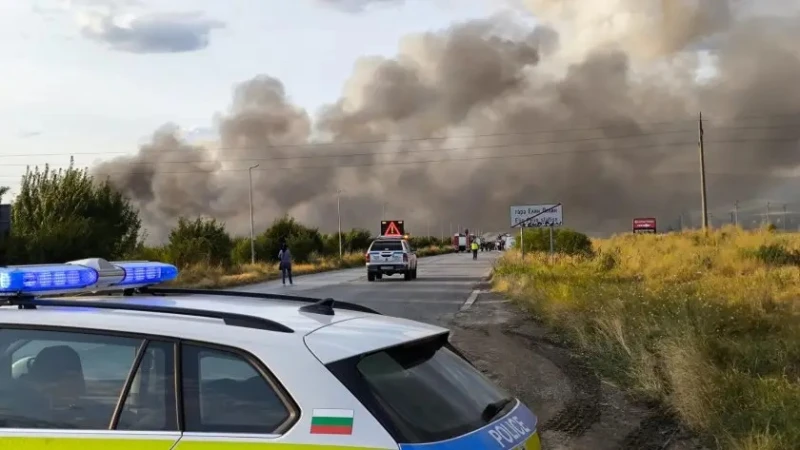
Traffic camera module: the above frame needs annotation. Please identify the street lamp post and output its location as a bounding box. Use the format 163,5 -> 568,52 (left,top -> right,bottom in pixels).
248,164 -> 259,264
337,189 -> 343,259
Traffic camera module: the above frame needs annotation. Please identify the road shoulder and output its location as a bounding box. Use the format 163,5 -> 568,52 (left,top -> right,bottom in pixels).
449,287 -> 707,450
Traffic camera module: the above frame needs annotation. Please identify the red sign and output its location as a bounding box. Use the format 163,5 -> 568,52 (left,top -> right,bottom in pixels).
632,217 -> 657,234
380,220 -> 405,237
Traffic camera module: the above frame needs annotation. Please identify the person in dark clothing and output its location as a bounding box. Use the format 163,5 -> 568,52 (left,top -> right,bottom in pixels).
278,243 -> 293,285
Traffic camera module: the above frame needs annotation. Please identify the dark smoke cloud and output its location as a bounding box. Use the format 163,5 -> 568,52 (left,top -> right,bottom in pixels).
95,0 -> 800,241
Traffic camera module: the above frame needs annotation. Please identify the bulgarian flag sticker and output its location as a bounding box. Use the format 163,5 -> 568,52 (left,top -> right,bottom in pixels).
310,409 -> 354,435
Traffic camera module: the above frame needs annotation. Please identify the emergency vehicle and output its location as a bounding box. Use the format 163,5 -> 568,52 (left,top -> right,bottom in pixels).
0,258 -> 541,449
452,233 -> 467,252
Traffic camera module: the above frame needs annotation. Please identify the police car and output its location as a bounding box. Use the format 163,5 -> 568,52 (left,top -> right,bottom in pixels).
0,258 -> 541,449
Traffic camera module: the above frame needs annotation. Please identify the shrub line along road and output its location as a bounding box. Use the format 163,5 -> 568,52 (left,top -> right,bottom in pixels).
233,252 -> 704,450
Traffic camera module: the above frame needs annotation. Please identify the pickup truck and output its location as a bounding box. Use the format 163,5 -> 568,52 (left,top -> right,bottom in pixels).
365,237 -> 418,281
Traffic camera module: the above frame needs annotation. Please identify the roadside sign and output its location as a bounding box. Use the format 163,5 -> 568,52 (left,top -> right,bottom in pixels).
0,204 -> 10,236
633,217 -> 656,234
380,220 -> 404,237
510,204 -> 563,228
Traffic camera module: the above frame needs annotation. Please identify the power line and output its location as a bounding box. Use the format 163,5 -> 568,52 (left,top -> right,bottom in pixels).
2,122 -> 799,168
4,112 -> 800,160
0,136 -> 797,179
2,128 -> 699,167
1,124 -> 695,159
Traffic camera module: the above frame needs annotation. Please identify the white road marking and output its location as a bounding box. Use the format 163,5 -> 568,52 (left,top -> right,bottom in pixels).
461,289 -> 482,311
459,266 -> 496,311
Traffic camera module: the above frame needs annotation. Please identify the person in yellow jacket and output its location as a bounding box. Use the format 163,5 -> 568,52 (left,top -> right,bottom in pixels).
471,239 -> 479,260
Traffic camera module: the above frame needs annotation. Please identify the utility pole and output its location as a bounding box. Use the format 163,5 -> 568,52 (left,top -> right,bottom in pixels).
783,204 -> 788,230
382,202 -> 386,220
337,189 -> 343,259
698,112 -> 709,231
733,201 -> 739,227
766,202 -> 771,226
248,164 -> 259,264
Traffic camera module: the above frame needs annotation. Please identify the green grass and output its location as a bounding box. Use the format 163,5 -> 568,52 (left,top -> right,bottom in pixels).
492,227 -> 800,449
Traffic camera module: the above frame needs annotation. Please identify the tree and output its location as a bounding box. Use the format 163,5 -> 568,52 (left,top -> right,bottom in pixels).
9,163 -> 141,263
166,217 -> 234,267
0,186 -> 8,203
343,228 -> 373,252
257,215 -> 324,263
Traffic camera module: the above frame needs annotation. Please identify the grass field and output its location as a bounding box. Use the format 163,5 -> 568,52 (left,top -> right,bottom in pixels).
172,245 -> 453,288
493,227 -> 800,450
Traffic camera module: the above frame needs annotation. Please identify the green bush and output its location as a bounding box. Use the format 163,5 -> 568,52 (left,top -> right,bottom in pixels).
230,236 -> 252,265
125,241 -> 168,261
515,228 -> 593,256
166,217 -> 234,267
5,164 -> 141,263
752,243 -> 800,266
257,215 -> 324,263
343,228 -> 373,252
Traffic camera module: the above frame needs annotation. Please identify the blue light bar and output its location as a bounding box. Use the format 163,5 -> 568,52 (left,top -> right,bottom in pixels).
113,261 -> 179,287
0,265 -> 99,294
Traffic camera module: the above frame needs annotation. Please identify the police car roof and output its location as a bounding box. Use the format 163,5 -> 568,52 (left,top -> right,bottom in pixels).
2,293 -> 448,363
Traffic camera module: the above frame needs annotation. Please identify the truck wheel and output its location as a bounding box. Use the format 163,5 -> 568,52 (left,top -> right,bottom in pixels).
368,272 -> 375,282
412,268 -> 417,279
376,273 -> 383,280
404,270 -> 412,281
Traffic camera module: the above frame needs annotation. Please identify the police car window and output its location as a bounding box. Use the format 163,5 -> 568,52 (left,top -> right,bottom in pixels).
347,336 -> 510,443
116,341 -> 177,431
181,344 -> 290,434
371,240 -> 403,251
0,328 -> 142,430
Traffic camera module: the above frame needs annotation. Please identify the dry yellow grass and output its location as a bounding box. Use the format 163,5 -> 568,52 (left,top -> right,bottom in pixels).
171,246 -> 452,288
493,226 -> 800,450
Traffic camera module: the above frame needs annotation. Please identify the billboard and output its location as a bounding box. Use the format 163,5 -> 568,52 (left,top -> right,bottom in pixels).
380,220 -> 405,237
0,204 -> 10,235
632,217 -> 657,234
510,204 -> 563,228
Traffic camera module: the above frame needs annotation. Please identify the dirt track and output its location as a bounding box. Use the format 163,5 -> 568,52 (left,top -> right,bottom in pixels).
448,285 -> 708,450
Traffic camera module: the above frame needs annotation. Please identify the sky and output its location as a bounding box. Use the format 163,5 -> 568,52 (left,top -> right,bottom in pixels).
0,0 -> 500,200
6,0 -> 772,240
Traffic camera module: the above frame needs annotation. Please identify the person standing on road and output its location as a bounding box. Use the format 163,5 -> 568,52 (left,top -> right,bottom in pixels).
278,243 -> 293,285
471,239 -> 479,260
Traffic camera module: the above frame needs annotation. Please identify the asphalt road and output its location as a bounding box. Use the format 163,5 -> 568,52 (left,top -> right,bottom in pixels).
234,252 -> 498,325
231,251 -> 704,449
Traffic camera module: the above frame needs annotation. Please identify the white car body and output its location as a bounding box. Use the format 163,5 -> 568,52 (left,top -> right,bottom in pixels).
365,238 -> 418,281
0,259 -> 541,450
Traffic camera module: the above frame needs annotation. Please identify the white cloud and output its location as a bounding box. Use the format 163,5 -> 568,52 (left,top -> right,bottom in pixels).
32,0 -> 224,53
77,10 -> 224,53
317,0 -> 405,13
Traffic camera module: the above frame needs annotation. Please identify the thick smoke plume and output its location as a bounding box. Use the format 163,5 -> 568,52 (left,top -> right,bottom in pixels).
95,0 -> 800,241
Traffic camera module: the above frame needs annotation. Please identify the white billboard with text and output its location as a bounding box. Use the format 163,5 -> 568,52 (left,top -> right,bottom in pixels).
510,204 -> 563,228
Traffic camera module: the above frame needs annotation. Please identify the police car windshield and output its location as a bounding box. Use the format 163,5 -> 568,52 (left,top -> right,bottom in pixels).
326,334 -> 513,443
370,240 -> 403,251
